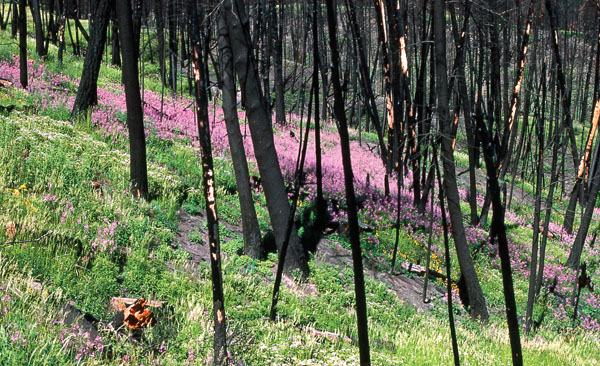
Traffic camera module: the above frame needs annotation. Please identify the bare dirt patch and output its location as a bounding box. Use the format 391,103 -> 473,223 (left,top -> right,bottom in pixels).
173,209 -> 444,312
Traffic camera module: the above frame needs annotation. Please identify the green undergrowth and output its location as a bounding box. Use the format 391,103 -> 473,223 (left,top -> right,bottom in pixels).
0,28 -> 599,365
0,99 -> 598,365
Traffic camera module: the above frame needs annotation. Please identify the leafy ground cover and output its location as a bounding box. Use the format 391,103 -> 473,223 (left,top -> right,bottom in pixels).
0,29 -> 599,365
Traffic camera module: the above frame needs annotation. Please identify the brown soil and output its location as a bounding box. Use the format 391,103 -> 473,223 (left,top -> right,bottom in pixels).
174,209 -> 444,312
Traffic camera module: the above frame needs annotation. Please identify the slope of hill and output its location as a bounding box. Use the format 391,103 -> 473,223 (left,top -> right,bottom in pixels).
0,30 -> 599,365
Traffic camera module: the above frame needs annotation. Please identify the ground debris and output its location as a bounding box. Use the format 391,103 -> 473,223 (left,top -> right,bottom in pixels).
111,297 -> 159,329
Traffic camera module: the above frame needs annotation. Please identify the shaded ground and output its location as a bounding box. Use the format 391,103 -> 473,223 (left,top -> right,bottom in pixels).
174,209 -> 444,312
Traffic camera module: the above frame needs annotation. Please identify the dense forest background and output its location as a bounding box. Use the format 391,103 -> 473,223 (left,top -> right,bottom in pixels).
0,0 -> 600,365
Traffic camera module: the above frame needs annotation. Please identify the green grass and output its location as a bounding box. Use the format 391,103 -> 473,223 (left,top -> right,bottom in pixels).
0,26 -> 599,365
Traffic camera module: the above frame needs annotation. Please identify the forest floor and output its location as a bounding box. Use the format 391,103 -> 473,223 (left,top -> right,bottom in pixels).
174,208 -> 444,312
1,28 -> 600,365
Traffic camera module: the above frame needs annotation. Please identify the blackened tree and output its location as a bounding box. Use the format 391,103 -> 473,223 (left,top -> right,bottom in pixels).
326,0 -> 371,364
71,0 -> 112,118
116,0 -> 148,199
189,1 -> 228,363
18,0 -> 26,88
221,0 -> 308,274
433,0 -> 489,322
217,7 -> 264,259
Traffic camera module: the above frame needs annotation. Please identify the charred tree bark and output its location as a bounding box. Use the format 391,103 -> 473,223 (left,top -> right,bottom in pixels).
433,0 -> 489,322
12,0 -> 18,38
116,0 -> 148,199
273,0 -> 285,125
476,109 -> 523,366
326,0 -> 371,363
536,69 -> 561,296
545,0 -> 583,232
498,1 -> 534,180
189,2 -> 228,363
0,0 -> 7,31
132,0 -> 142,57
111,9 -> 121,66
372,0 -> 393,172
448,1 -> 478,225
167,0 -> 178,92
345,0 -> 388,170
564,28 -> 600,234
30,0 -> 46,57
222,0 -> 308,274
71,0 -> 112,118
217,10 -> 264,260
57,3 -> 67,64
18,0 -> 27,89
154,0 -> 167,87
312,0 -> 325,223
434,148 -> 461,366
525,90 -> 545,334
566,101 -> 600,268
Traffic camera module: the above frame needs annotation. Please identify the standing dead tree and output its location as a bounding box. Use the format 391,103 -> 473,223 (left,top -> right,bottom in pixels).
326,0 -> 371,364
189,1 -> 228,363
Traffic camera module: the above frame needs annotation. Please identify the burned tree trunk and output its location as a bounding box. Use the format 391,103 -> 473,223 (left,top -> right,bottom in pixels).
116,0 -> 148,199
222,0 -> 308,274
71,0 -> 112,118
217,9 -> 264,260
18,0 -> 27,89
30,0 -> 46,57
433,0 -> 489,322
476,114 -> 523,366
326,0 -> 371,364
189,2 -> 228,363
566,100 -> 600,268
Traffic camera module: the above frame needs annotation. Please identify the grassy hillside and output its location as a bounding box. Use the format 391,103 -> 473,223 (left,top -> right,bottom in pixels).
0,29 -> 599,365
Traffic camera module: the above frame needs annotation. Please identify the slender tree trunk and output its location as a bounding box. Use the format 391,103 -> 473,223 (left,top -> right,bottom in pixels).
566,103 -> 600,268
270,80 -> 314,321
545,0 -> 582,231
71,0 -> 112,118
30,0 -> 47,57
154,0 -> 166,87
394,0 -> 417,206
0,0 -> 6,31
433,0 -> 489,322
498,1 -> 534,180
476,111 -> 523,366
312,0 -> 325,223
345,0 -> 388,170
273,0 -> 285,125
564,28 -> 600,233
12,0 -> 18,38
508,17 -> 538,210
189,2 -> 228,363
18,0 -> 27,89
535,72 -> 560,297
448,1 -> 478,225
384,0 -> 403,192
57,3 -> 66,64
111,9 -> 121,66
46,0 -> 56,47
167,0 -> 178,93
222,0 -> 308,274
0,0 -> 6,30
217,11 -> 264,260
372,0 -> 393,175
132,0 -> 142,57
525,93 -> 544,334
116,0 -> 148,199
326,1 -> 371,363
434,148 -> 461,366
